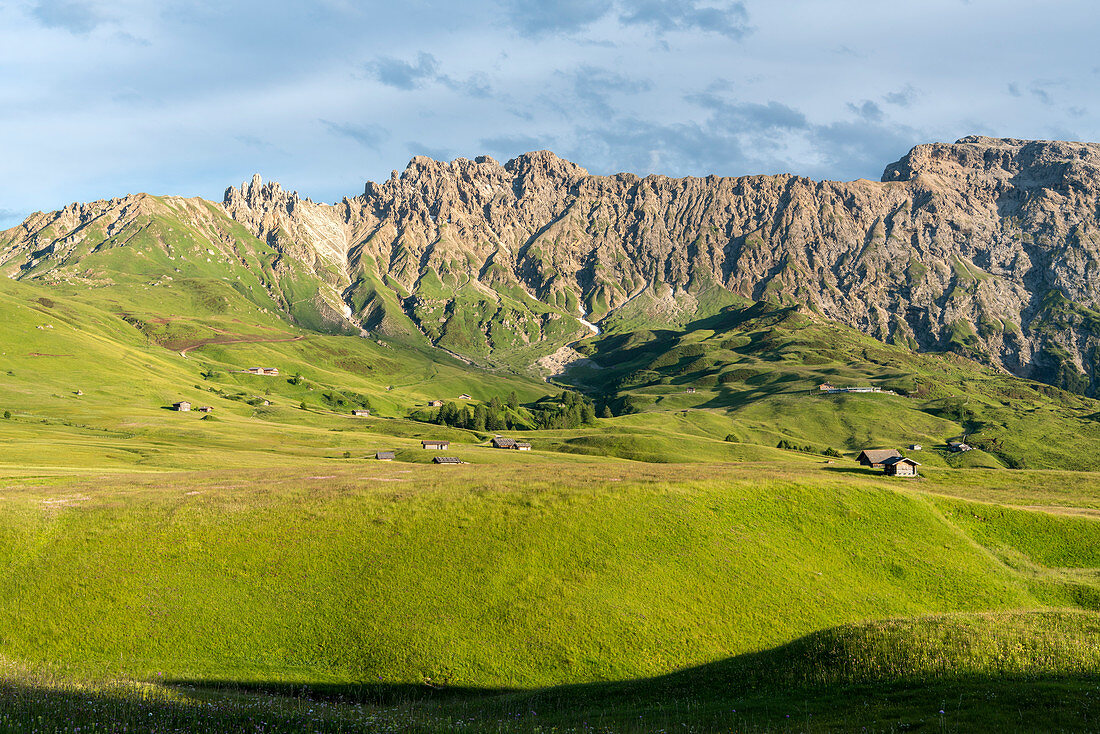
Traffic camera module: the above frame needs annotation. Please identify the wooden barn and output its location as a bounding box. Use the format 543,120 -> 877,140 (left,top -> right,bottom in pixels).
883,456 -> 920,477
351,409 -> 371,417
375,451 -> 395,461
422,439 -> 450,450
856,449 -> 903,468
433,456 -> 462,464
173,401 -> 191,412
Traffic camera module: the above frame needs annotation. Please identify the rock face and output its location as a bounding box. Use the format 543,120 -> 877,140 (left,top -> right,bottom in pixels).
3,137 -> 1100,394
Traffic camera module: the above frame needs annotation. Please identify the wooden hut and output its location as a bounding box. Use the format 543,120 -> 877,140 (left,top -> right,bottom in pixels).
856,449 -> 902,468
883,456 -> 921,477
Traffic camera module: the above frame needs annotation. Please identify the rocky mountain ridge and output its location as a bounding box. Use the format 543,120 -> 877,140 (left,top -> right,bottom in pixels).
4,136 -> 1100,394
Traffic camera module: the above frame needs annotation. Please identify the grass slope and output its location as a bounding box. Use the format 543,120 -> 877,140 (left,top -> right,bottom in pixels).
566,302 -> 1100,469
0,463 -> 1091,687
0,464 -> 1099,730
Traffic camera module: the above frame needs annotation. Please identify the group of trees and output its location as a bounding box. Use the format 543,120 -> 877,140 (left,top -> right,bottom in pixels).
531,390 -> 597,429
432,399 -> 516,431
428,390 -> 599,431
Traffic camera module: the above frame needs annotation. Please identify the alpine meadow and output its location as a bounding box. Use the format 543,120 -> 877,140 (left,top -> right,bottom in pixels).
6,2 -> 1100,731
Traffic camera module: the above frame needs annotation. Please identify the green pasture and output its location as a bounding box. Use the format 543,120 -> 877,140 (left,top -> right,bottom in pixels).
0,463 -> 1099,730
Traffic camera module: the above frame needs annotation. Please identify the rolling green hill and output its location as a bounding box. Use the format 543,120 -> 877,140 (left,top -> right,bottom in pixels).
562,301 -> 1100,470
1,463 -> 1100,731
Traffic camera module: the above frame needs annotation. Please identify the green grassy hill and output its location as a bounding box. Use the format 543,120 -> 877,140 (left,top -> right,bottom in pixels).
0,462 -> 1093,686
564,302 -> 1100,470
1,463 -> 1100,731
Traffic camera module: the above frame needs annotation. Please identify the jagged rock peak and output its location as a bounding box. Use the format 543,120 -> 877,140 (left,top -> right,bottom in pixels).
504,150 -> 588,178
223,174 -> 299,208
882,136 -> 1100,184
392,150 -> 587,183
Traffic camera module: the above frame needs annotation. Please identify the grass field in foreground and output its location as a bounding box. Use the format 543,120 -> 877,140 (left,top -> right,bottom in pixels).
0,461 -> 1098,730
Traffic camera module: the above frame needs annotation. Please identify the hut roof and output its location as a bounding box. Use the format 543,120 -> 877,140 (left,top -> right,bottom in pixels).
433,456 -> 462,464
376,451 -> 395,460
883,456 -> 920,467
857,449 -> 903,465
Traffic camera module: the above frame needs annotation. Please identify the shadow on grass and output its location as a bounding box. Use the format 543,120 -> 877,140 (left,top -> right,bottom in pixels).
4,670 -> 1100,734
9,611 -> 1100,732
158,611 -> 1100,731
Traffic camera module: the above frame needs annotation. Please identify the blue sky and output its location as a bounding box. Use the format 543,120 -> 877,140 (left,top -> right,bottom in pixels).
1,0 -> 1096,226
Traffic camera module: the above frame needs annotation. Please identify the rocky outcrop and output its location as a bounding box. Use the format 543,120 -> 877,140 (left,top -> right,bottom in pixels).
218,138 -> 1100,392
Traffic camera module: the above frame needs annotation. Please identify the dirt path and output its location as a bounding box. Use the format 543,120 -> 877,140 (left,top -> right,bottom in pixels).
179,335 -> 305,357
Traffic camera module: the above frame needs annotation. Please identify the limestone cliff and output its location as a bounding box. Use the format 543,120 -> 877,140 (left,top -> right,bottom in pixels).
222,137 -> 1100,393
3,137 -> 1099,393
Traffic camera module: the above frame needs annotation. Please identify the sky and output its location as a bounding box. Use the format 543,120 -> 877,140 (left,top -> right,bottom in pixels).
1,0 -> 1097,226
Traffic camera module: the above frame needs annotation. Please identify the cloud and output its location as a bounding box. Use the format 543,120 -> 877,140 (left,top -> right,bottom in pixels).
846,100 -> 884,122
564,80 -> 920,184
439,71 -> 493,99
883,84 -> 917,107
1007,82 -> 1022,97
1029,84 -> 1053,105
321,120 -> 390,150
810,118 -> 920,181
365,52 -> 493,98
367,52 -> 440,90
30,0 -> 104,33
567,65 -> 653,115
687,93 -> 808,131
502,0 -> 614,37
832,45 -> 864,58
620,0 -> 749,39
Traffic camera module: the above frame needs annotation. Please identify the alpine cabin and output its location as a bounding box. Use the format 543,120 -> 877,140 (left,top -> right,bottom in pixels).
857,449 -> 903,468
883,456 -> 920,477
